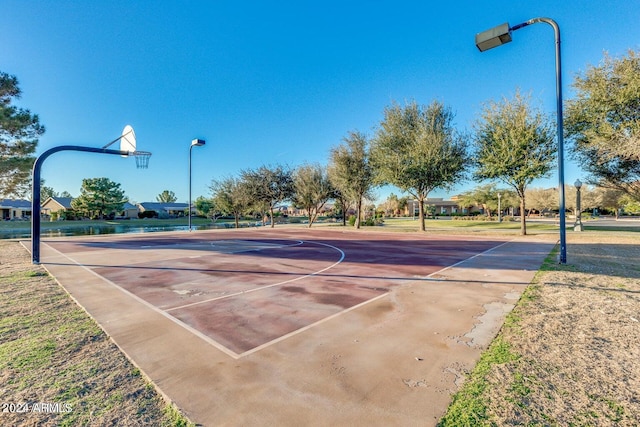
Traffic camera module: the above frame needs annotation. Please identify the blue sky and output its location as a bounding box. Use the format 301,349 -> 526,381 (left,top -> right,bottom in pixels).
2,1 -> 639,203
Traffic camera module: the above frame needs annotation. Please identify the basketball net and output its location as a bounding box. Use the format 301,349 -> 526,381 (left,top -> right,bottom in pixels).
132,151 -> 152,169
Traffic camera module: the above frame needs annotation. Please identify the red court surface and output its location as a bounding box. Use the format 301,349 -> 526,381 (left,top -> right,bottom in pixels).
42,228 -> 507,357
36,227 -> 556,425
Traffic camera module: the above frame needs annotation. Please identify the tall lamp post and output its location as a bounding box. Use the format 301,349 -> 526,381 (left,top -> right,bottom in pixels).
189,138 -> 206,231
574,179 -> 583,231
475,17 -> 567,264
497,193 -> 502,223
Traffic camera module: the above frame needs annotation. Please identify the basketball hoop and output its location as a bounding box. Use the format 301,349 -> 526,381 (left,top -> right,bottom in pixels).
132,150 -> 152,169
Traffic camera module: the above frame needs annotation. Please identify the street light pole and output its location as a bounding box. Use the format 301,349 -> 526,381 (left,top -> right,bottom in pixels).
475,17 -> 567,263
574,179 -> 583,231
189,139 -> 206,231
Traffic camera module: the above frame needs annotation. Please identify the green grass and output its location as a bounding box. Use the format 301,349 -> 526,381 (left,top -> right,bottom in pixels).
382,217 -> 558,233
438,338 -> 520,426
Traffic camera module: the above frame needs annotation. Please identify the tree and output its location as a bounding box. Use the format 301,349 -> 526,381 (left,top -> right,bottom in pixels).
379,193 -> 401,217
40,183 -> 58,202
328,131 -> 375,229
372,100 -> 469,231
473,91 -> 556,235
457,183 -> 506,217
209,176 -> 250,228
71,178 -> 126,219
0,71 -> 45,198
194,196 -> 219,221
241,165 -> 294,228
565,49 -> 640,200
525,187 -> 558,215
156,190 -> 177,203
594,187 -> 624,217
292,163 -> 333,227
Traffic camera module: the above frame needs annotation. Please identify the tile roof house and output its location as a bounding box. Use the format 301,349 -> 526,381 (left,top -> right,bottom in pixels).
41,197 -> 74,215
0,199 -> 32,220
137,202 -> 189,218
119,202 -> 139,219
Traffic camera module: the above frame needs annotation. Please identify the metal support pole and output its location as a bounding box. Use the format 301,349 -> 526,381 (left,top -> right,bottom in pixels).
188,139 -> 205,231
189,144 -> 193,231
31,145 -> 129,264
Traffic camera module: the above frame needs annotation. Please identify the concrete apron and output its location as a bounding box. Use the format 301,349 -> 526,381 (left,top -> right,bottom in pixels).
37,237 -> 554,426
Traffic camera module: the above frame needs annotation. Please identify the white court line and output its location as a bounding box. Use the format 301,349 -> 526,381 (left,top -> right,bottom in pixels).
166,240 -> 345,312
423,239 -> 514,279
41,242 -> 240,358
239,292 -> 390,358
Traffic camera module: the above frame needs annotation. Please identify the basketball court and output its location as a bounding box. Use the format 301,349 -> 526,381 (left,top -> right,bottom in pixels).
34,227 -> 555,425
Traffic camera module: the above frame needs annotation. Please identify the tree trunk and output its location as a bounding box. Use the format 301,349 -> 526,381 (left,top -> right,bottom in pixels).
308,205 -> 315,228
234,213 -> 240,228
519,196 -> 527,235
355,197 -> 362,229
270,206 -> 275,228
418,198 -> 426,232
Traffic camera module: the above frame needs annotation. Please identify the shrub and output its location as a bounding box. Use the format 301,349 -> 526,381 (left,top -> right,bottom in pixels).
138,210 -> 158,219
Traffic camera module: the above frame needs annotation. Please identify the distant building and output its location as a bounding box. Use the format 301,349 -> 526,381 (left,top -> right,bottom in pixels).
119,202 -> 139,219
405,198 -> 466,216
0,199 -> 32,220
137,202 -> 189,218
41,197 -> 74,218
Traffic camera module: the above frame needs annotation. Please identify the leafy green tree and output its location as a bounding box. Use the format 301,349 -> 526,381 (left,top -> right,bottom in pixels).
292,163 -> 333,227
473,91 -> 556,235
60,190 -> 73,198
565,49 -> 640,200
331,187 -> 349,226
328,131 -> 375,229
379,193 -> 401,217
620,195 -> 640,215
372,100 -> 469,231
0,71 -> 45,198
40,183 -> 58,202
71,178 -> 126,219
194,196 -> 218,221
457,183 -> 509,217
241,165 -> 294,228
156,190 -> 177,203
209,176 -> 250,228
594,187 -> 624,217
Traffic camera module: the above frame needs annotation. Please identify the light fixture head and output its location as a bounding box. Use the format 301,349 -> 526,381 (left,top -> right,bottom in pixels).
574,179 -> 582,189
191,139 -> 206,147
475,23 -> 512,52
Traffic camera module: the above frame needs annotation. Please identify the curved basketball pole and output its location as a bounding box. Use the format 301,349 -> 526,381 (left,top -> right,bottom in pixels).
31,145 -> 131,264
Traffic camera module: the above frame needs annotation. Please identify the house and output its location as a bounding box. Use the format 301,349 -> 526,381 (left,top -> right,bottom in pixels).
405,198 -> 464,216
137,202 -> 189,218
119,202 -> 139,219
0,199 -> 32,220
41,197 -> 74,218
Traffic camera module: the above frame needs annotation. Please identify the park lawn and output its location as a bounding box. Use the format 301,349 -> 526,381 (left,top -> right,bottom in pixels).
381,217 -> 559,233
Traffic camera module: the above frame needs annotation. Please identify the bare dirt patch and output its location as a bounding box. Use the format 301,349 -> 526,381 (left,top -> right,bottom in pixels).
477,232 -> 640,425
0,240 -> 188,426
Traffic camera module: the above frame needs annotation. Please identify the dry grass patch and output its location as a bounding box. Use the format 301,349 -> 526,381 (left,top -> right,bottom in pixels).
0,241 -> 192,426
440,232 -> 640,426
